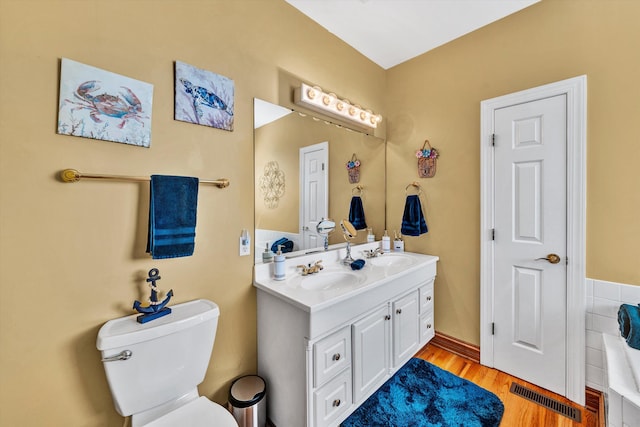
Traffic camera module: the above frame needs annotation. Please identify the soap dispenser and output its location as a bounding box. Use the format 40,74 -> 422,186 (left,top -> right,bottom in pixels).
262,242 -> 274,263
367,228 -> 375,243
381,230 -> 391,253
273,245 -> 286,281
393,231 -> 404,252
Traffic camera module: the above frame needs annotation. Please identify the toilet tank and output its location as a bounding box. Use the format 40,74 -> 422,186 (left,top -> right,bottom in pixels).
97,299 -> 220,417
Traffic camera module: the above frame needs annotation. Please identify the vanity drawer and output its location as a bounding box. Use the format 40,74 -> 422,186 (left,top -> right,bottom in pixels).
313,368 -> 352,427
420,311 -> 434,343
313,326 -> 351,388
419,280 -> 434,314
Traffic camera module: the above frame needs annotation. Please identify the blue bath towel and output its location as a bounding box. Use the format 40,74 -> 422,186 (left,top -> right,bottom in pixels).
147,175 -> 199,259
348,196 -> 367,230
401,194 -> 428,236
618,304 -> 640,350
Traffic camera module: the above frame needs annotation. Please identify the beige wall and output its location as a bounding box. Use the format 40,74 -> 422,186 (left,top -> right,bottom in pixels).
0,1 -> 385,425
386,0 -> 640,345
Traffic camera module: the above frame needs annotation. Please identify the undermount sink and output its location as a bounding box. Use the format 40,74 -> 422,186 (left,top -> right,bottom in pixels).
298,271 -> 366,291
368,253 -> 416,268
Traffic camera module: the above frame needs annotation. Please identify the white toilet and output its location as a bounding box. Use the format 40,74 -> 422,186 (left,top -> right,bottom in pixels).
96,299 -> 239,427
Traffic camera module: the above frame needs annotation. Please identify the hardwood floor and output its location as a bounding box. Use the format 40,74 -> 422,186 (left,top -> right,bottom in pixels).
416,344 -> 599,427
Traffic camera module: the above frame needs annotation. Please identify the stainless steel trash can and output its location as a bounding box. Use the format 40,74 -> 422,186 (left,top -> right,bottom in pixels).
228,375 -> 266,427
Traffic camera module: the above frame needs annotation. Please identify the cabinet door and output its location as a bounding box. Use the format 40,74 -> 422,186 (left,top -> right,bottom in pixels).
352,304 -> 391,402
392,290 -> 419,367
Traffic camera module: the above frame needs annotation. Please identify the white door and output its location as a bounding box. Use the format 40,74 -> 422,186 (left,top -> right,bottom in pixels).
493,94 -> 567,395
300,142 -> 328,250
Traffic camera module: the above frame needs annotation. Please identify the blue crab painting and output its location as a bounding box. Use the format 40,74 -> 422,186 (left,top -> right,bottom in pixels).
57,58 -> 153,147
65,80 -> 147,129
174,61 -> 234,131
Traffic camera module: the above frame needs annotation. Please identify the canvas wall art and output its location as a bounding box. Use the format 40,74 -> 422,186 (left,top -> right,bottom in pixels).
174,61 -> 234,131
57,58 -> 153,147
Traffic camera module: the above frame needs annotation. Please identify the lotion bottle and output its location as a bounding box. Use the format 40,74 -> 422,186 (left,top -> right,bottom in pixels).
381,230 -> 391,253
273,245 -> 286,280
367,228 -> 375,243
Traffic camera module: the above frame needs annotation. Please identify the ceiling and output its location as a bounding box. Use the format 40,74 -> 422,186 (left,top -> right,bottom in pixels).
285,0 -> 540,69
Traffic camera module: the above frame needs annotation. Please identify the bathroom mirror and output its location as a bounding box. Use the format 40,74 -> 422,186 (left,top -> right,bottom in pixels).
254,98 -> 385,261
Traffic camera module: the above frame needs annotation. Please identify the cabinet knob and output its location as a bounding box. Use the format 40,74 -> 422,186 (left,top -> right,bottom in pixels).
427,323 -> 432,329
426,296 -> 432,301
384,314 -> 391,320
333,399 -> 341,407
332,353 -> 341,361
396,308 -> 402,314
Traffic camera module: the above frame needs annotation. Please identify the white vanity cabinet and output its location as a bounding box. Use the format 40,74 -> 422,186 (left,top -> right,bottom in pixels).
255,249 -> 438,427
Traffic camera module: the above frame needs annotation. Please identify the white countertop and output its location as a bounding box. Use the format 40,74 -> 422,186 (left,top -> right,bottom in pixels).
253,242 -> 439,312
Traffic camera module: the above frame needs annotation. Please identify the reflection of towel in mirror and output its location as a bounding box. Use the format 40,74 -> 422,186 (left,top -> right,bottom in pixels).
271,237 -> 294,253
147,175 -> 199,259
401,194 -> 428,236
618,304 -> 640,350
349,196 -> 367,230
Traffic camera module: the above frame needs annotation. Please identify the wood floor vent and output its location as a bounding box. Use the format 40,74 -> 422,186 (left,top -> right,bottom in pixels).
509,382 -> 582,422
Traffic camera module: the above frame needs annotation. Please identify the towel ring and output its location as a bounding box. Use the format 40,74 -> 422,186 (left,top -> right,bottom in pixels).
352,185 -> 364,195
405,181 -> 422,196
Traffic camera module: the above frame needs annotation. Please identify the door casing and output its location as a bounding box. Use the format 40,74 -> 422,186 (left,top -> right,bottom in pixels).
480,75 -> 587,405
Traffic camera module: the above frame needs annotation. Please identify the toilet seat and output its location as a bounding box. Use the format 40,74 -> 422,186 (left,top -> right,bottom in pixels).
145,397 -> 238,427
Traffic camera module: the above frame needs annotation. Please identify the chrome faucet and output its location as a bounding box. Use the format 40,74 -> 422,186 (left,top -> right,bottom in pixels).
363,248 -> 383,259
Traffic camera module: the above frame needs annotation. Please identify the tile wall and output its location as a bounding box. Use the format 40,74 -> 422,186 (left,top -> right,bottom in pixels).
586,279 -> 640,391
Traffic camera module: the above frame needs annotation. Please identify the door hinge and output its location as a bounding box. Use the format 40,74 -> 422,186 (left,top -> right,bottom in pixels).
491,134 -> 495,146
491,322 -> 495,335
491,229 -> 495,240
322,163 -> 325,171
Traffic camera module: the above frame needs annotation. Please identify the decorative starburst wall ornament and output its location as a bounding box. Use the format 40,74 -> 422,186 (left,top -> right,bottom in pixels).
259,161 -> 285,208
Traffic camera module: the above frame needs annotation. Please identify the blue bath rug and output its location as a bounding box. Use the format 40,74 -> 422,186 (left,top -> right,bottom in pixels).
341,358 -> 504,427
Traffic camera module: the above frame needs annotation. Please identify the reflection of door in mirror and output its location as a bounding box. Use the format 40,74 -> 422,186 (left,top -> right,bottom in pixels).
300,142 -> 328,250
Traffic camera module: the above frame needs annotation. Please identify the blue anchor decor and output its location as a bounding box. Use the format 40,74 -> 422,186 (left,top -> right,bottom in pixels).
133,268 -> 174,324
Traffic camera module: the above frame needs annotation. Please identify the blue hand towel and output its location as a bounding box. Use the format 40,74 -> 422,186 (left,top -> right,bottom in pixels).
401,194 -> 428,236
147,175 -> 199,259
350,259 -> 366,270
618,304 -> 640,350
348,196 -> 367,230
271,237 -> 294,253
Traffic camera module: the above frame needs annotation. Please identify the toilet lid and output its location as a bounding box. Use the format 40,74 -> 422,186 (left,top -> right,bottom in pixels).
145,397 -> 238,427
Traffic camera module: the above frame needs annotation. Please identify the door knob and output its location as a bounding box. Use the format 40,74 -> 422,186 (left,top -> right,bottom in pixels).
535,253 -> 561,264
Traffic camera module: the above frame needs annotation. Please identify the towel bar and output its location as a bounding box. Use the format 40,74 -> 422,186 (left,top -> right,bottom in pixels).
60,169 -> 230,188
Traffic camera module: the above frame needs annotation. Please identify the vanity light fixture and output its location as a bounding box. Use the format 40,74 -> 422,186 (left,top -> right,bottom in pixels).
294,83 -> 382,129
